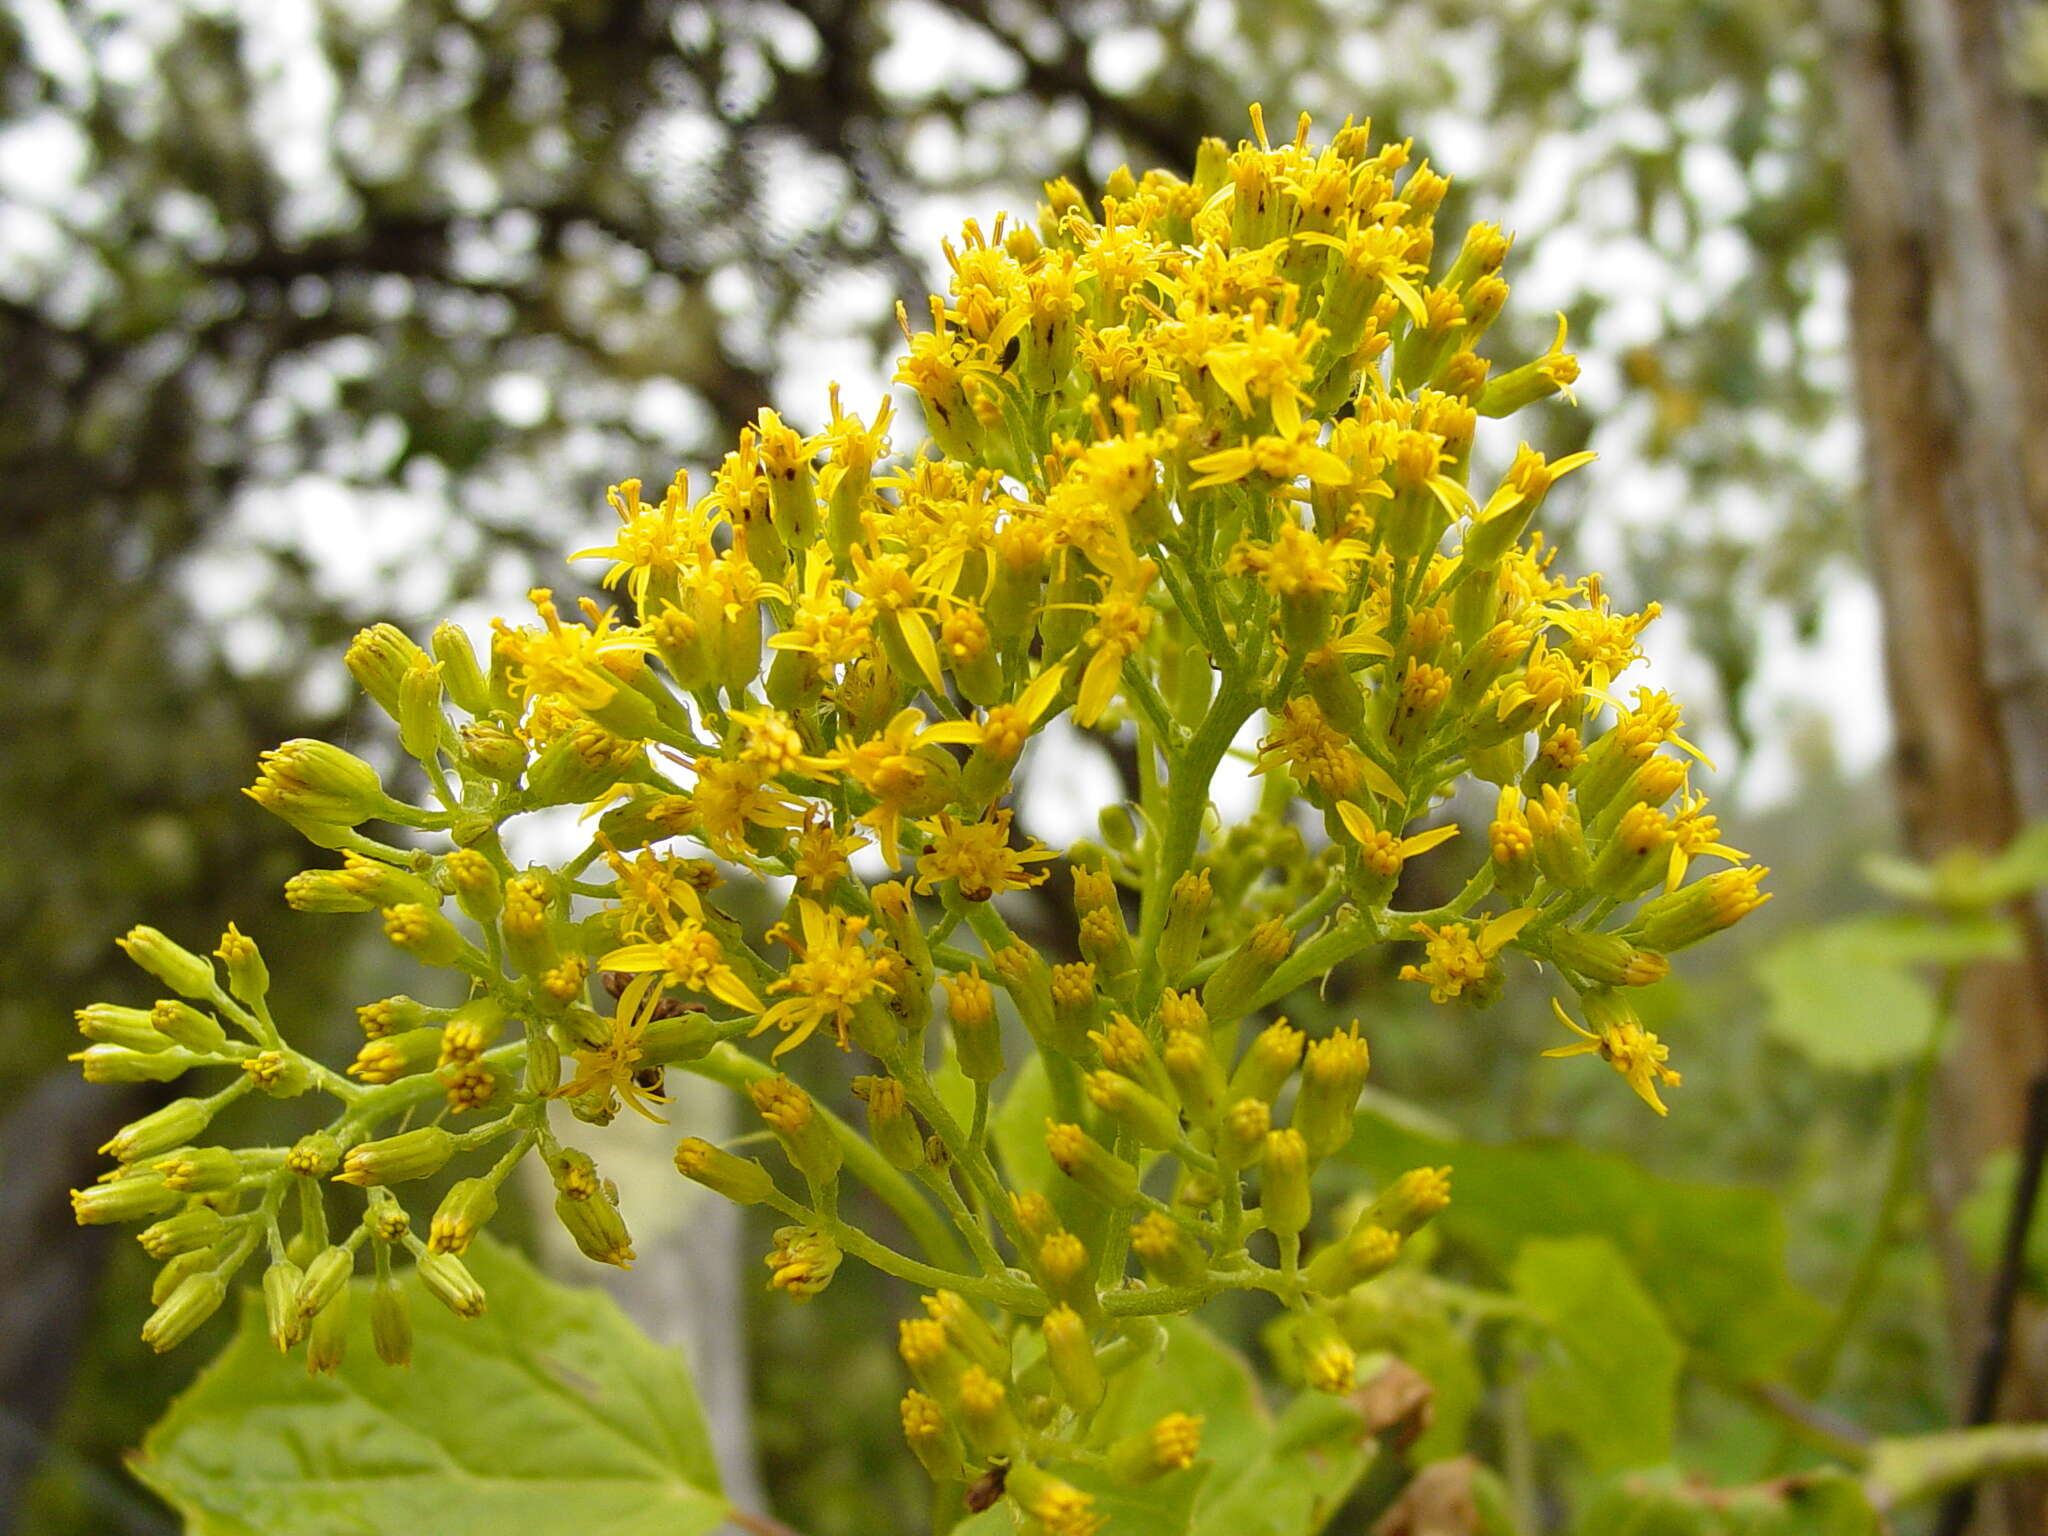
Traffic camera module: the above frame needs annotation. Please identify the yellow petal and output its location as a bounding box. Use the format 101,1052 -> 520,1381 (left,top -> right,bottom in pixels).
1384,272 -> 1429,328
596,943 -> 666,973
894,614 -> 947,695
1335,801 -> 1377,846
1357,756 -> 1408,806
1017,664 -> 1067,723
1396,823 -> 1460,858
710,972 -> 765,1015
1075,648 -> 1121,727
1480,906 -> 1539,952
918,720 -> 985,747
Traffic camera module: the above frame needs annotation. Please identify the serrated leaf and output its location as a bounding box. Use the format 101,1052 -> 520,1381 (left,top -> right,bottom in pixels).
131,1237 -> 726,1536
1512,1236 -> 1682,1471
1341,1110 -> 1823,1376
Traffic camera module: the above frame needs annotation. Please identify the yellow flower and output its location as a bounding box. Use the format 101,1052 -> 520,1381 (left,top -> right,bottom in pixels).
553,972 -> 672,1123
598,923 -> 763,1016
831,708 -> 983,864
1398,908 -> 1535,1003
756,900 -> 890,1055
1545,992 -> 1681,1115
914,809 -> 1055,901
1335,805 -> 1458,877
1187,424 -> 1352,489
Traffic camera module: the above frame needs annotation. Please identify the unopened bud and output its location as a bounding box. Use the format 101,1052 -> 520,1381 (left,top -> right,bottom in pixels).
117,926 -> 216,1000
335,1126 -> 455,1187
142,1270 -> 227,1353
1046,1120 -> 1140,1206
371,1274 -> 413,1366
674,1137 -> 778,1205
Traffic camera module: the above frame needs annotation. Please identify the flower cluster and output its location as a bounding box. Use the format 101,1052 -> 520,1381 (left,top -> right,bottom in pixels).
68,107 -> 1766,1534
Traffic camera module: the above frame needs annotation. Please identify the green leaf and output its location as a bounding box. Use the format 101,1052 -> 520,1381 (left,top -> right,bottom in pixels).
1343,1110 -> 1823,1376
991,1052 -> 1059,1196
1579,1467 -> 1881,1536
1868,1423 -> 2048,1508
1511,1236 -> 1682,1471
1190,1390 -> 1372,1536
131,1238 -> 727,1536
1752,921 -> 1941,1072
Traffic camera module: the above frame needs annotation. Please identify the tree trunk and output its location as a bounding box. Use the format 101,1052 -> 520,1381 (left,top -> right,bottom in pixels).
1821,0 -> 2048,1529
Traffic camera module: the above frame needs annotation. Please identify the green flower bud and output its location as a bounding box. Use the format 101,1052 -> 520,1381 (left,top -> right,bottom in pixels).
1215,1098 -> 1271,1170
416,1249 -> 487,1318
1202,917 -> 1294,1027
445,848 -> 504,927
71,1043 -> 207,1084
990,943 -> 1057,1051
954,1364 -> 1021,1458
295,1245 -> 355,1320
138,1206 -> 228,1260
151,1247 -> 215,1306
1305,1223 -> 1402,1298
1045,1120 -> 1140,1206
431,622 -> 492,716
747,1075 -> 842,1189
159,1147 -> 244,1194
141,1269 -> 227,1353
900,1389 -> 965,1480
764,1224 -> 842,1299
1294,1023 -> 1370,1161
555,1186 -> 636,1268
1105,1412 -> 1204,1484
855,1076 -> 926,1172
285,1131 -> 343,1179
213,924 -> 269,1007
1227,1019 -> 1306,1107
346,1027 -> 444,1085
246,739 -> 398,828
459,722 -> 528,782
101,1096 -> 218,1164
429,1178 -> 500,1254
149,999 -> 230,1055
1161,1027 -> 1227,1131
1543,927 -> 1670,988
1158,869 -> 1213,985
305,1280 -> 349,1376
1363,1166 -> 1453,1236
940,968 -> 1003,1083
72,1172 -> 180,1225
380,903 -> 466,967
73,1003 -> 168,1052
371,1274 -> 414,1366
1077,907 -> 1137,992
1083,1071 -> 1183,1150
1048,961 -> 1101,1058
116,926 -> 217,999
1623,866 -> 1772,952
335,1126 -> 456,1187
923,1289 -> 1010,1379
1040,1304 -> 1104,1412
1129,1210 -> 1208,1289
263,1259 -> 306,1351
674,1137 -> 778,1205
346,623 -> 428,717
1260,1129 -> 1313,1239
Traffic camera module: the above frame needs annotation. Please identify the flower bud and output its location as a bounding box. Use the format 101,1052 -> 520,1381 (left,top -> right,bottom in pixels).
898,1315 -> 966,1402
335,1126 -> 456,1187
102,1096 -> 218,1164
159,1147 -> 243,1194
1129,1210 -> 1208,1288
1624,866 -> 1772,952
1045,1121 -> 1140,1206
955,1364 -> 1021,1458
748,1075 -> 842,1189
765,1225 -> 841,1299
263,1259 -> 306,1351
427,1177 -> 500,1254
294,1244 -> 354,1321
1298,1314 -> 1357,1394
356,995 -> 433,1039
1527,786 -> 1591,889
247,739 -> 398,828
1545,927 -> 1670,988
1041,1304 -> 1105,1412
381,904 -> 466,967
241,1049 -> 313,1097
72,1043 -> 206,1084
459,722 -> 528,782
854,1075 -> 926,1172
1215,1098 -> 1271,1169
1295,1023 -> 1371,1161
72,1173 -> 180,1225
142,1269 -> 227,1353
556,1186 -> 636,1268
151,1248 -> 214,1305
1260,1130 -> 1313,1240
1158,869 -> 1213,985
213,924 -> 269,1006
674,1137 -> 778,1205
992,942 -> 1058,1049
1364,1165 -> 1453,1236
941,967 -> 1003,1082
1035,1229 -> 1097,1317
1305,1223 -> 1402,1298
117,926 -> 217,999
148,999 -> 230,1055
1202,917 -> 1294,1027
416,1249 -> 487,1318
371,1274 -> 413,1366
439,996 -> 509,1066
924,1289 -> 1009,1378
1106,1412 -> 1203,1484
1048,961 -> 1101,1057
1227,1019 -> 1306,1107
283,1131 -> 341,1179
347,1027 -> 444,1085
1090,1012 -> 1176,1107
305,1281 -> 349,1376
1007,1463 -> 1101,1536
431,622 -> 492,717
1162,1027 -> 1227,1131
1084,1071 -> 1183,1150
1077,908 -> 1136,992
445,848 -> 503,927
346,623 -> 427,716
901,1389 -> 965,1480
73,1003 -> 167,1053
138,1206 -> 227,1260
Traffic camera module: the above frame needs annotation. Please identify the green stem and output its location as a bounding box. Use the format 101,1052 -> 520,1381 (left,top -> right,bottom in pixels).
760,1187 -> 1041,1310
683,1044 -> 968,1272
